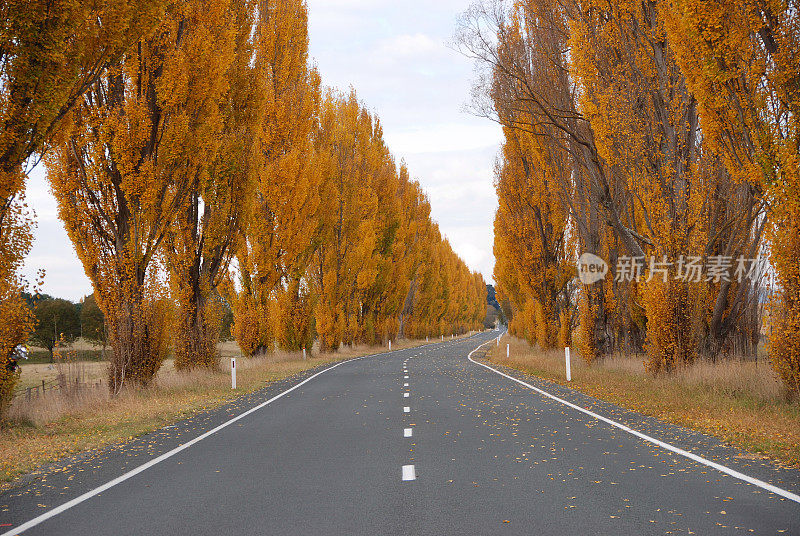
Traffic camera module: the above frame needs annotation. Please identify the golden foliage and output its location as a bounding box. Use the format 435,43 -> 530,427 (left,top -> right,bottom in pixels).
307,90 -> 485,350
0,0 -> 164,409
165,0 -> 257,370
47,0 -> 238,391
464,0 -> 771,375
0,289 -> 34,417
19,0 -> 486,397
662,0 -> 800,392
232,0 -> 322,356
0,194 -> 36,417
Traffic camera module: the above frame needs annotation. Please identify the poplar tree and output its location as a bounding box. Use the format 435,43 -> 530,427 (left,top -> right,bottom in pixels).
463,0 -> 768,370
663,0 -> 800,393
47,0 -> 239,391
232,0 -> 321,356
0,0 -> 165,414
165,0 -> 259,370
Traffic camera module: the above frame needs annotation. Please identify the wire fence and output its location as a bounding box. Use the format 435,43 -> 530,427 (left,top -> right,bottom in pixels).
13,376 -> 104,402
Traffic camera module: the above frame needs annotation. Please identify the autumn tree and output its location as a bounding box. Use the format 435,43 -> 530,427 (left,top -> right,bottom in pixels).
464,0 -> 767,369
357,132 -> 415,344
459,0 -> 629,360
493,126 -> 573,349
232,0 -> 321,356
0,0 -> 165,415
402,224 -> 486,339
311,90 -> 380,350
393,166 -> 432,339
395,182 -> 440,340
0,200 -> 35,417
46,0 -> 239,392
306,89 -> 486,350
663,0 -> 800,393
570,0 -> 765,368
165,0 -> 258,370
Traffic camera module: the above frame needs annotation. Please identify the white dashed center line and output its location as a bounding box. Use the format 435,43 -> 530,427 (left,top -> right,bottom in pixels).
401,354 -> 416,483
402,465 -> 416,481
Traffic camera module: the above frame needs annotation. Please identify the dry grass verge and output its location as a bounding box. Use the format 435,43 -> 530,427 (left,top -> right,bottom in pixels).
487,336 -> 800,467
0,336 -> 461,489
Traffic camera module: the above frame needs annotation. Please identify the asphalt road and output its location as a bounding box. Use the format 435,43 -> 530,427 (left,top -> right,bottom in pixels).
2,330 -> 799,535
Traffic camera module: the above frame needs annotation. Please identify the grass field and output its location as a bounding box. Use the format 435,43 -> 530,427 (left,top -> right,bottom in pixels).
0,335 -> 473,489
487,335 -> 800,468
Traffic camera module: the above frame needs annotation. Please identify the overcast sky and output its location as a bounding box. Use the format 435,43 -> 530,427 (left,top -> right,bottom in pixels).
21,0 -> 501,301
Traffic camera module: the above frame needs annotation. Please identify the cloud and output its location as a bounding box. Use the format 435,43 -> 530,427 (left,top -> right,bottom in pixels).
312,0 -> 392,8
370,34 -> 443,66
449,231 -> 495,281
26,166 -> 58,220
23,212 -> 92,301
397,145 -> 499,283
384,123 -> 501,154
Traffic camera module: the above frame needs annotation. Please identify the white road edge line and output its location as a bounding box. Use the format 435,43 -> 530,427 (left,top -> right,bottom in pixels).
467,334 -> 800,505
404,428 -> 413,437
402,464 -> 416,481
2,348 -> 402,536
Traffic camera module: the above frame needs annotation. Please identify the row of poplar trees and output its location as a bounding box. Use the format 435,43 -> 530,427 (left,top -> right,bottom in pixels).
459,0 -> 800,396
0,0 -> 486,411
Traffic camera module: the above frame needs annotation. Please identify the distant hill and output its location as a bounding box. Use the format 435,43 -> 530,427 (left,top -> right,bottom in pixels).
486,284 -> 500,311
484,284 -> 503,328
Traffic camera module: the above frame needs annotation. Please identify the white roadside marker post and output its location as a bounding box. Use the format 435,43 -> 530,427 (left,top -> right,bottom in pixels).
389,340 -> 392,351
506,343 -> 509,358
302,346 -> 306,360
565,347 -> 572,382
231,357 -> 236,389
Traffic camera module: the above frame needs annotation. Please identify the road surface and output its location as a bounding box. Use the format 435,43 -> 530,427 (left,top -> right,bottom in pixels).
2,331 -> 798,535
